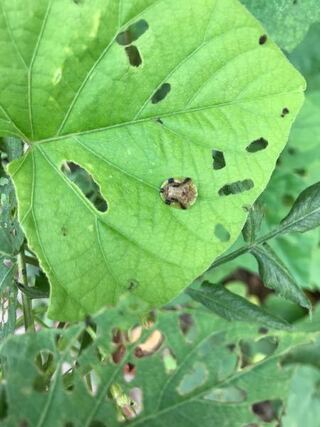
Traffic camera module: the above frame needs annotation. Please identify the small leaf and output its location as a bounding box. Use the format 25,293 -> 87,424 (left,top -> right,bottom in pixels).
251,244 -> 311,310
280,182 -> 320,234
187,283 -> 290,330
242,202 -> 264,243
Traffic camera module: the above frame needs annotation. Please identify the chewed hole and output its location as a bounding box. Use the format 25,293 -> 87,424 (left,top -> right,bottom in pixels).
151,83 -> 171,104
215,224 -> 230,242
179,313 -> 197,343
134,330 -> 164,358
246,138 -> 268,153
124,363 -> 136,382
212,149 -> 226,170
252,400 -> 282,422
218,179 -> 254,196
116,19 -> 149,46
162,348 -> 177,374
259,34 -> 267,45
61,162 -> 108,213
125,46 -> 142,67
281,107 -> 290,117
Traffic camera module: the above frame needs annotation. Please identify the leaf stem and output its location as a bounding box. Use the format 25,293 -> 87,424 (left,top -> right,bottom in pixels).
17,248 -> 35,332
209,226 -> 283,270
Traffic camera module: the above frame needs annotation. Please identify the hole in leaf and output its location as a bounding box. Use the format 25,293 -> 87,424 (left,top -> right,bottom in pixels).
116,20 -> 149,46
125,46 -> 142,67
258,327 -> 269,335
240,336 -> 279,368
212,149 -> 226,170
129,388 -> 143,417
124,363 -> 136,382
179,313 -> 197,343
215,224 -> 230,242
204,386 -> 247,403
246,138 -> 268,153
34,350 -> 55,374
281,107 -> 290,117
134,330 -> 164,358
259,34 -> 267,45
252,399 -> 282,422
128,326 -> 142,344
112,344 -> 126,364
218,179 -> 254,196
162,348 -> 177,374
61,162 -> 108,213
128,279 -> 139,292
156,118 -> 164,124
151,83 -> 171,104
177,362 -> 208,395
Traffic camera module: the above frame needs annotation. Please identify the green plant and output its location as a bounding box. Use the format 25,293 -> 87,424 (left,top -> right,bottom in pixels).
1,1 -> 320,426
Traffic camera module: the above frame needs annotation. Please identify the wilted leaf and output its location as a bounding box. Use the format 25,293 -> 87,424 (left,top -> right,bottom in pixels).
0,0 -> 305,320
251,244 -> 311,310
187,283 -> 290,330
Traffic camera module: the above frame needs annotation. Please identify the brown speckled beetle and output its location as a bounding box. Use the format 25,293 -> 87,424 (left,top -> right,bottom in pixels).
160,177 -> 198,210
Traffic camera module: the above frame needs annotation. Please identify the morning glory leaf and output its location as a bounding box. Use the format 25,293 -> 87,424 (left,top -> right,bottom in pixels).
0,0 -> 305,320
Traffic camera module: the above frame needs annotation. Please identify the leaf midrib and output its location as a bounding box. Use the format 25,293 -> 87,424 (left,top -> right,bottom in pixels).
32,88 -> 304,145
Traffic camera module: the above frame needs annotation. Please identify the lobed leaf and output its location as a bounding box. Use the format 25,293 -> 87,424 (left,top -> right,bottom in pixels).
187,282 -> 290,330
251,243 -> 311,310
0,303 -> 317,426
280,181 -> 320,234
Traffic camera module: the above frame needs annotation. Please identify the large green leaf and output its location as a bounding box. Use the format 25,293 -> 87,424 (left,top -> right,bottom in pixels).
0,301 -> 317,426
0,0 -> 305,320
242,0 -> 320,52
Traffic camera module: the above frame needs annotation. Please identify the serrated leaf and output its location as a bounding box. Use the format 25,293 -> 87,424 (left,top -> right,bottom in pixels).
187,283 -> 290,330
280,181 -> 320,234
242,0 -> 320,52
251,243 -> 311,310
0,304 -> 317,426
0,0 -> 305,320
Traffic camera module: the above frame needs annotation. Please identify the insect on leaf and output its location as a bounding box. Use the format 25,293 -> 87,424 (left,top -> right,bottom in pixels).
0,0 -> 305,320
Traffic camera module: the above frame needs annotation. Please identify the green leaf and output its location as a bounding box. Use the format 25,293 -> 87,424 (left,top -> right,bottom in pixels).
242,202 -> 264,243
279,181 -> 320,234
187,282 -> 290,330
289,22 -> 320,92
0,304 -> 317,426
0,172 -> 24,256
0,0 -> 305,320
242,0 -> 320,52
282,366 -> 320,427
251,243 -> 311,310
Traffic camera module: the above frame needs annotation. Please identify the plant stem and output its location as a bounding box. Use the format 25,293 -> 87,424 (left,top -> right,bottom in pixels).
17,249 -> 35,332
209,226 -> 283,270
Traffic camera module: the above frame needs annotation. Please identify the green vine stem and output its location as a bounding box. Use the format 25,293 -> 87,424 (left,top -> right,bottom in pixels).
209,226 -> 283,270
17,248 -> 35,332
